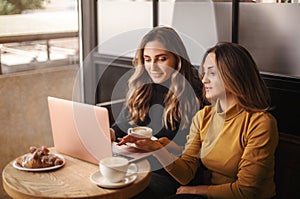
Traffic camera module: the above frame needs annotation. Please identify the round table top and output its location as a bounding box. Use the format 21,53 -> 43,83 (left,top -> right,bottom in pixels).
2,152 -> 151,199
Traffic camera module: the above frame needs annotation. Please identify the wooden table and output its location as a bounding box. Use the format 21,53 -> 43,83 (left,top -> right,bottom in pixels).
2,153 -> 151,199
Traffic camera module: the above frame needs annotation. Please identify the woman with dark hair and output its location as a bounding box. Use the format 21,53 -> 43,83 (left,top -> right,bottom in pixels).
119,42 -> 278,199
110,26 -> 207,197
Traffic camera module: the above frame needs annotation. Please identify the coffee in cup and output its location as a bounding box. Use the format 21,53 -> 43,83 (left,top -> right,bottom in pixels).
127,126 -> 153,139
99,157 -> 137,183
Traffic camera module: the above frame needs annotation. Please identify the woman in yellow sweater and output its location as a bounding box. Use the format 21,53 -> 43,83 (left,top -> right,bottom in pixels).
118,42 -> 278,199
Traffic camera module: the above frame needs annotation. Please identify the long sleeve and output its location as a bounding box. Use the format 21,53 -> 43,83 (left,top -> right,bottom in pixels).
206,112 -> 278,199
163,112 -> 203,184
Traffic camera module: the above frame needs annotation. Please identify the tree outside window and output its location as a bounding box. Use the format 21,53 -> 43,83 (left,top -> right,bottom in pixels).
0,0 -> 51,15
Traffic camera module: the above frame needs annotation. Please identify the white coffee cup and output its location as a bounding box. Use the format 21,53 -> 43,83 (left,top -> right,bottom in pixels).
127,126 -> 153,139
99,157 -> 137,183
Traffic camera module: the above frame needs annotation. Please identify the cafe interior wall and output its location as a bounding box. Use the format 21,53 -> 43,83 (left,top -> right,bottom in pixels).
0,64 -> 79,198
238,3 -> 300,78
172,2 -> 300,77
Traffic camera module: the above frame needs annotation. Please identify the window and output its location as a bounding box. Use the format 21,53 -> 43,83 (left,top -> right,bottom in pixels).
0,0 -> 79,74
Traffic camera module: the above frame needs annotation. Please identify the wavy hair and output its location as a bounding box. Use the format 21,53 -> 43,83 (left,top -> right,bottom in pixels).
200,42 -> 271,112
127,26 -> 201,130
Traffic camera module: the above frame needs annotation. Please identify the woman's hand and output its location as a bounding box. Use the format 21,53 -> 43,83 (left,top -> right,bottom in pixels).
157,137 -> 171,146
117,135 -> 164,152
117,134 -> 144,146
176,185 -> 208,196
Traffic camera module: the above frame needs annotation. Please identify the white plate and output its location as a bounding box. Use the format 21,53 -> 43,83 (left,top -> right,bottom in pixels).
126,136 -> 158,148
90,169 -> 137,189
13,153 -> 65,172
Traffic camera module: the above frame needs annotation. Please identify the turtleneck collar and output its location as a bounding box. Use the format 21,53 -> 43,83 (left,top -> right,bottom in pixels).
214,99 -> 243,121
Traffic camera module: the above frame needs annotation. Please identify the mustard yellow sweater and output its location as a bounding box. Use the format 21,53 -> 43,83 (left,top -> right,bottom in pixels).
164,103 -> 278,199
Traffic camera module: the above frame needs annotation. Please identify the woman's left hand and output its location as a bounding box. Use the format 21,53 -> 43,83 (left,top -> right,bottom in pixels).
176,185 -> 209,196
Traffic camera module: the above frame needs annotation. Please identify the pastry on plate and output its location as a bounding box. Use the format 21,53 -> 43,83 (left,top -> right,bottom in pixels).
16,146 -> 63,168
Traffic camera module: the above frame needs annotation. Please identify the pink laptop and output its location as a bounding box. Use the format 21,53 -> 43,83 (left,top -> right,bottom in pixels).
48,96 -> 153,164
48,96 -> 112,164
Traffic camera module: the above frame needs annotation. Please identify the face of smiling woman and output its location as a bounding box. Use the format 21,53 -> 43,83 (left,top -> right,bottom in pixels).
143,40 -> 177,84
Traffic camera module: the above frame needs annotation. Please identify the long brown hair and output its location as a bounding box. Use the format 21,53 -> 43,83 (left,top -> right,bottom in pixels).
127,26 -> 201,130
200,42 -> 271,112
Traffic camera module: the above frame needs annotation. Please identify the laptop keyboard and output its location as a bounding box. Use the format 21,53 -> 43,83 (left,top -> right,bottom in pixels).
112,152 -> 134,161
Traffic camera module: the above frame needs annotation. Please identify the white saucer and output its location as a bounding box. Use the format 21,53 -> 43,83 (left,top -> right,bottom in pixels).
90,171 -> 137,189
126,136 -> 158,148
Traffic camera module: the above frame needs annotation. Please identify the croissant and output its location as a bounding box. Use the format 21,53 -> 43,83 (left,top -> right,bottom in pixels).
16,146 -> 63,168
